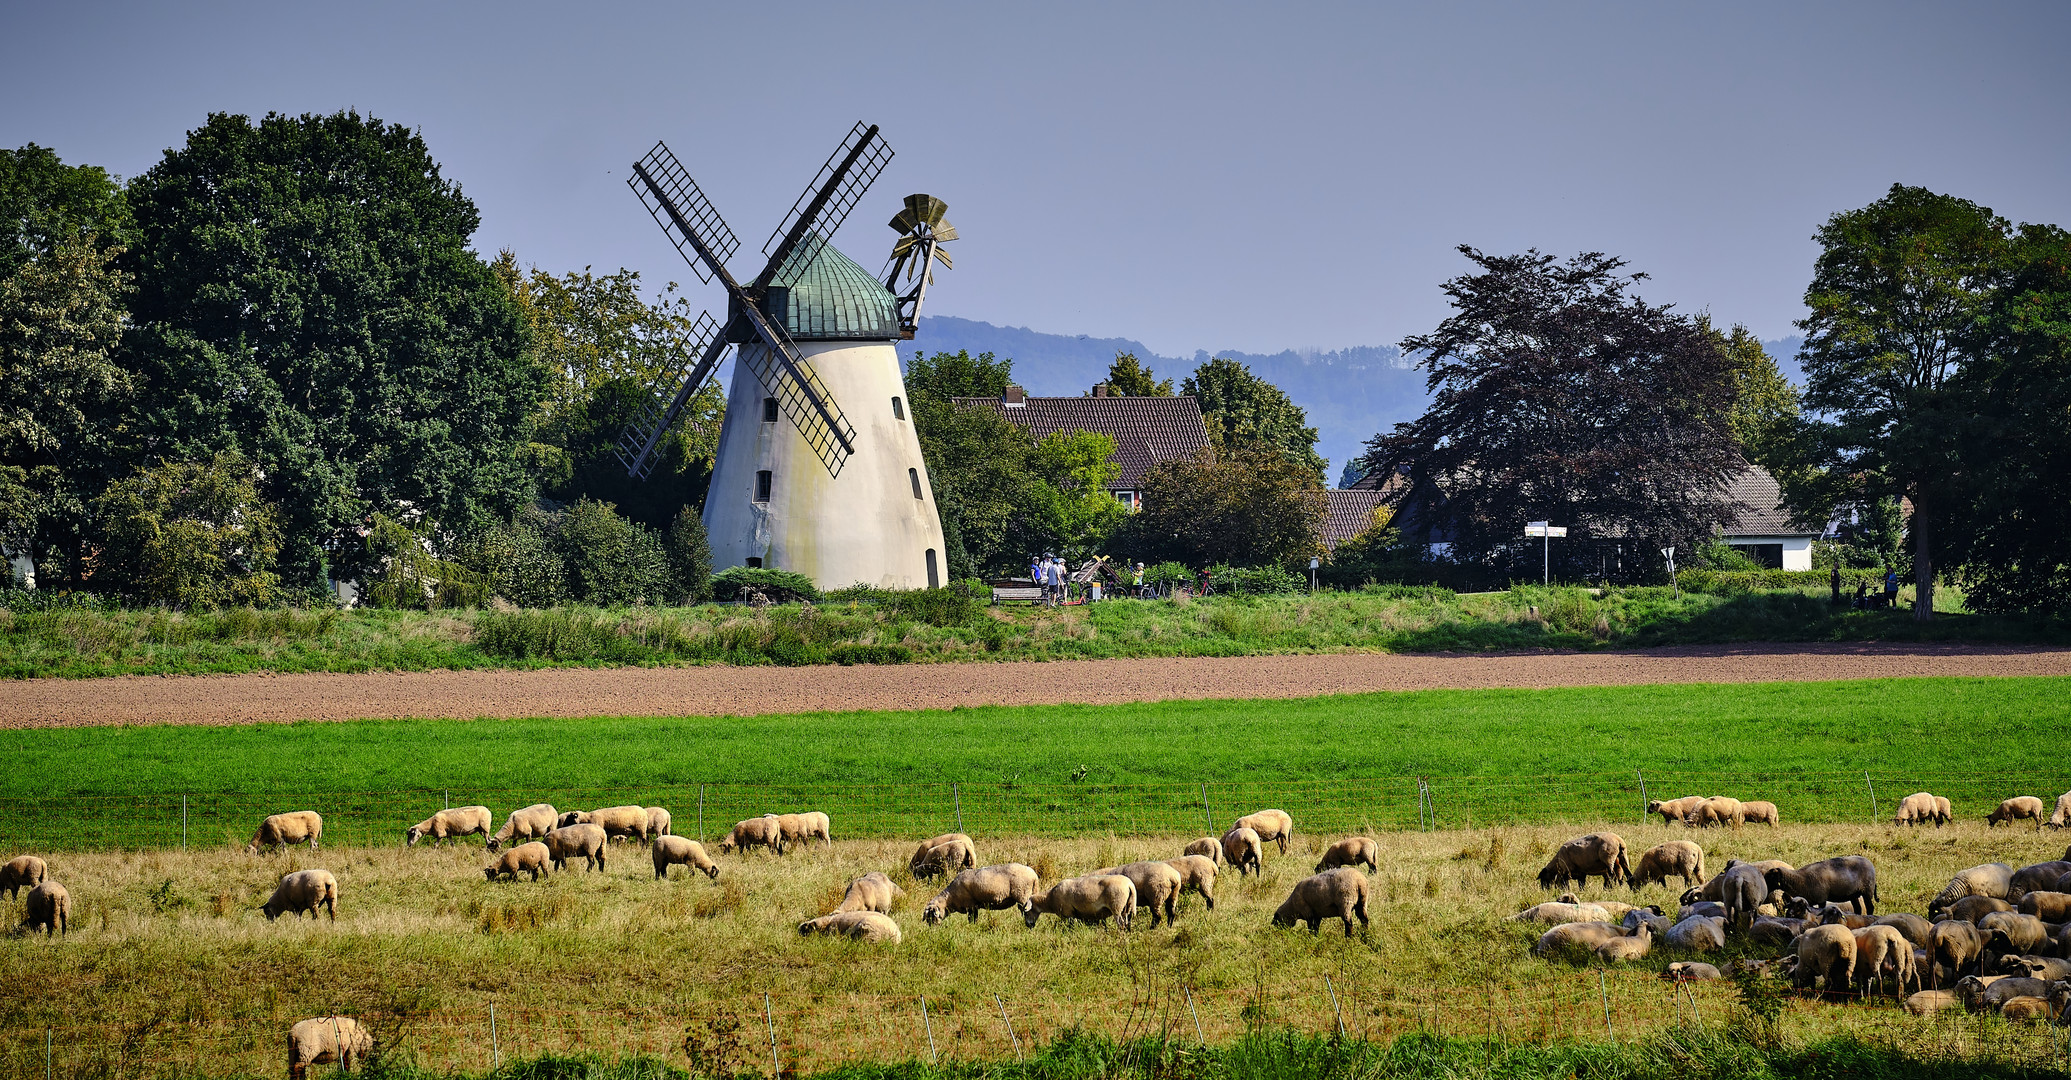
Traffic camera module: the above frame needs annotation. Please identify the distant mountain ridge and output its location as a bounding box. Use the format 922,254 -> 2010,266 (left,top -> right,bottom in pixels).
911,316 -> 1804,486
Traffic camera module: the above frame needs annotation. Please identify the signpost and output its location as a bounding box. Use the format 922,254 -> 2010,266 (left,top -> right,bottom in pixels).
1661,546 -> 1678,599
1309,556 -> 1320,593
1524,521 -> 1566,585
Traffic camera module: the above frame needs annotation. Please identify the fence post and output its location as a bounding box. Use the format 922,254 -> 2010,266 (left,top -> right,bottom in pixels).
997,993 -> 1022,1060
1325,977 -> 1345,1037
45,1029 -> 51,1080
1200,782 -> 1213,835
444,789 -> 450,810
1635,771 -> 1647,826
1186,986 -> 1204,1043
490,1001 -> 499,1069
1598,971 -> 1612,1040
921,997 -> 937,1064
764,992 -> 778,1073
953,784 -> 964,834
1865,772 -> 1879,821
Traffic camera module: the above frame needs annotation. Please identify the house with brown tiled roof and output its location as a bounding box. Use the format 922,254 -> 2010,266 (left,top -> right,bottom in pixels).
953,384 -> 1212,510
1320,489 -> 1388,551
1718,466 -> 1820,570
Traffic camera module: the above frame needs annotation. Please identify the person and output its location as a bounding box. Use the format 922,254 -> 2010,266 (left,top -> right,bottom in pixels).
1133,562 -> 1147,599
1883,568 -> 1899,609
1830,565 -> 1842,606
1029,556 -> 1042,588
1044,555 -> 1063,607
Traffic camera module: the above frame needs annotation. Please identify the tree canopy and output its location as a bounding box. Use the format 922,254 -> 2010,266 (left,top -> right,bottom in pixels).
1123,441 -> 1325,569
1183,356 -> 1326,481
1104,352 -> 1173,396
905,350 -> 1036,576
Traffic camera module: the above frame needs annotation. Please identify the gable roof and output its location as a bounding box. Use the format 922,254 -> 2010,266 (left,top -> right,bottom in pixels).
1720,466 -> 1817,538
954,393 -> 1211,488
1322,489 -> 1388,550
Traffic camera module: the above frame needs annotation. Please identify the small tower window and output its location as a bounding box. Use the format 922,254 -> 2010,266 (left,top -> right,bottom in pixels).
892,396 -> 905,420
755,470 -> 772,502
761,397 -> 778,423
925,548 -> 940,589
908,468 -> 923,500
745,557 -> 763,568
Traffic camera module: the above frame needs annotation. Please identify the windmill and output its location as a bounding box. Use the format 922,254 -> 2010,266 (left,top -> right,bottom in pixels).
617,122 -> 956,590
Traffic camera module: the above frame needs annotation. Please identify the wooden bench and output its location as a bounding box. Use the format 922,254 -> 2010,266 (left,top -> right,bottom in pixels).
989,584 -> 1045,605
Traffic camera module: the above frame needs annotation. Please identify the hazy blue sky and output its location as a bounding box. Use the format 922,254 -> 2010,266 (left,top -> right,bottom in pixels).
6,2 -> 2066,356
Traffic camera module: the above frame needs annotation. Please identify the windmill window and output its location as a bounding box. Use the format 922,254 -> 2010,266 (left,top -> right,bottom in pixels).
891,396 -> 905,420
745,557 -> 762,568
761,397 -> 778,423
755,470 -> 772,502
925,548 -> 940,589
908,468 -> 924,500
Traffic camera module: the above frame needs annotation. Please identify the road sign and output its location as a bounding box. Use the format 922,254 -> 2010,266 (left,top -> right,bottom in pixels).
1524,524 -> 1566,538
1525,522 -> 1565,584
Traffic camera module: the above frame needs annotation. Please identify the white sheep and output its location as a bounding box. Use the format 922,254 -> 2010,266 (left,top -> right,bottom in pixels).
288,1016 -> 373,1079
1,855 -> 47,900
484,842 -> 551,882
544,824 -> 607,872
261,869 -> 338,921
832,872 -> 903,914
19,881 -> 68,936
487,803 -> 558,853
1024,875 -> 1136,930
922,864 -> 1040,925
645,806 -> 673,840
405,805 -> 493,847
799,911 -> 901,943
651,836 -> 719,881
245,811 -> 323,855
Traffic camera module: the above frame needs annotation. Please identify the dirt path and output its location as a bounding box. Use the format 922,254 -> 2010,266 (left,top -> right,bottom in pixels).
5,642 -> 2069,728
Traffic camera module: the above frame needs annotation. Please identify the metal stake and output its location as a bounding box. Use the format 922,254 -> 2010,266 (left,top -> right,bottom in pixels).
765,992 -> 778,1073
1325,977 -> 1345,1037
46,1029 -> 51,1080
997,994 -> 1022,1060
1186,987 -> 1204,1043
921,997 -> 937,1063
1598,970 -> 1613,1039
444,789 -> 450,810
953,784 -> 963,834
491,1001 -> 499,1068
1865,772 -> 1879,820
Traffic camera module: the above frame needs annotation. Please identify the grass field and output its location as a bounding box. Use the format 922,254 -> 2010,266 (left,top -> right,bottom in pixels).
3,585 -> 2058,680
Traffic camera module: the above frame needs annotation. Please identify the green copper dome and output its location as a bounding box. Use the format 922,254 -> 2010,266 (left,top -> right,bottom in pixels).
765,232 -> 900,341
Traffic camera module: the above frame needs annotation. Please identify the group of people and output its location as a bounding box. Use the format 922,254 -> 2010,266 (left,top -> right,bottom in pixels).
1025,556 -> 1160,605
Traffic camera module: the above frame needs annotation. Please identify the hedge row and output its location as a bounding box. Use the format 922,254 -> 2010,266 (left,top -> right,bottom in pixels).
1676,568 -> 1885,594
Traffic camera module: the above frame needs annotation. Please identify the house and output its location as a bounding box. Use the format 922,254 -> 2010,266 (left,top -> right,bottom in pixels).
1718,466 -> 1819,570
954,384 -> 1211,509
1320,488 -> 1389,551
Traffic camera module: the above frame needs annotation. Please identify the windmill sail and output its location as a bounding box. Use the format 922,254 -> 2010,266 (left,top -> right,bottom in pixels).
760,122 -> 893,277
613,311 -> 726,479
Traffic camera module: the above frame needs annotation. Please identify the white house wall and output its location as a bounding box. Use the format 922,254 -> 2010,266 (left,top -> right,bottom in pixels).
1726,535 -> 1815,571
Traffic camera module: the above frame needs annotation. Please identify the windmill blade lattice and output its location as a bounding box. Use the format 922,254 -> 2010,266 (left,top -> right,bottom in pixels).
761,122 -> 894,272
613,310 -> 727,479
628,144 -> 740,284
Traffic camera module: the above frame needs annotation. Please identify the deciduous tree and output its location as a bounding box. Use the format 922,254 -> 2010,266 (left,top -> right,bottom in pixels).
1105,351 -> 1173,396
1183,356 -> 1326,480
1125,441 -> 1325,569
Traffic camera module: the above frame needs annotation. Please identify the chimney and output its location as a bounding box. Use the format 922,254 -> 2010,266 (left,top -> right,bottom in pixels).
1092,383 -> 1109,397
1002,384 -> 1027,407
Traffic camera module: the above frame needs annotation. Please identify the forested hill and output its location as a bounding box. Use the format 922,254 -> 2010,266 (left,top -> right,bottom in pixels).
913,316 -> 1804,486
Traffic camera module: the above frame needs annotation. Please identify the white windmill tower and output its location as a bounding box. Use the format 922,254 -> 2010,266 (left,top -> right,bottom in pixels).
616,123 -> 958,590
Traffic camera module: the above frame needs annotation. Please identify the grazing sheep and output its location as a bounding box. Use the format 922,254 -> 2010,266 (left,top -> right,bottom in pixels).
567,806 -> 649,844
484,842 -> 551,882
2050,791 -> 2071,829
1510,901 -> 1612,924
1232,809 -> 1294,855
1948,895 -> 2016,924
831,871 -> 902,914
1271,868 -> 1370,937
260,869 -> 337,922
245,811 -> 323,855
1933,795 -> 1952,824
288,1016 -> 373,1080
1092,861 -> 1185,928
487,804 -> 558,853
1646,796 -> 1709,826
1024,875 -> 1136,930
1537,833 -> 1631,890
645,807 -> 673,840
1739,801 -> 1780,827
2001,996 -> 2053,1022
1664,962 -> 1723,981
2008,860 -> 2071,899
1930,920 -> 1986,988
911,838 -> 977,880
1688,797 -> 1744,828
1314,837 -> 1379,874
1928,863 -> 2015,919
1596,922 -> 1654,963
1795,924 -> 1856,994
1631,841 -> 1705,890
1906,990 -> 1960,1015
1979,911 -> 2051,960
405,805 -> 493,847
1853,924 -> 1916,997
909,833 -> 975,873
1893,791 -> 1944,827
1,856 -> 47,900
1532,922 -> 1628,960
719,817 -> 782,856
2017,891 -> 2071,922
18,881 -> 68,936
798,911 -> 901,944
1221,827 -> 1263,877
1872,913 -> 1934,948
1182,837 -> 1222,865
651,836 -> 719,881
543,824 -> 607,873
767,811 -> 832,850
922,864 -> 1040,925
1765,856 -> 1877,915
1989,797 -> 2046,829
1665,915 -> 1726,953
1164,854 -> 1219,910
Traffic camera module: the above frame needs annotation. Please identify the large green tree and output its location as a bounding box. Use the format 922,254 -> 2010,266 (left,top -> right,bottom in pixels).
1183,356 -> 1326,480
1104,351 -> 1173,396
1,144 -> 133,278
1123,441 -> 1325,569
1792,184 -> 2010,620
905,350 -> 1036,576
1709,320 -> 1800,472
122,112 -> 544,585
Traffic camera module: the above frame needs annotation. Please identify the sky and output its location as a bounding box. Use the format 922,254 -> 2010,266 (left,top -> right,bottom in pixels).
5,2 -> 2067,357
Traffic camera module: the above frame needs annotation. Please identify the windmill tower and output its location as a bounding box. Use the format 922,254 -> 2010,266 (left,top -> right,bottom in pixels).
617,123 -> 957,590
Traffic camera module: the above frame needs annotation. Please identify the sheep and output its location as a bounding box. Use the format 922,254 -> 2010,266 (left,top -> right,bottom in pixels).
1930,920 -> 1986,988
1597,922 -> 1654,964
1749,916 -> 1805,949
1092,861 -> 1185,927
1739,800 -> 1780,827
1624,909 -> 1672,938
922,864 -> 1040,925
1646,796 -> 1709,826
1960,975 -> 2048,1013
1,855 -> 47,900
1933,795 -> 1952,824
1892,791 -> 1944,827
1537,833 -> 1630,890
1928,864 -> 2015,920
1664,914 -> 1726,953
2008,860 -> 2071,899
2018,891 -> 2071,922
1979,911 -> 2050,961
2001,996 -> 2053,1022
1532,922 -> 1628,960
719,817 -> 782,856
1853,924 -> 1916,997
245,811 -> 323,855
1587,900 -> 1657,922
1025,875 -> 1136,930
644,807 -> 673,840
1872,913 -> 1934,948
1232,809 -> 1293,855
1795,924 -> 1856,994
1765,856 -> 1877,915
910,837 -> 977,880
487,804 -> 558,853
1906,990 -> 1960,1015
1164,854 -> 1219,910
260,869 -> 337,922
1688,796 -> 1744,828
1510,901 -> 1612,924
1948,895 -> 2016,923
2052,980 -> 2071,1022
18,881 -> 68,936
1631,841 -> 1705,890
1221,827 -> 1263,877
831,871 -> 902,914
564,805 -> 648,843
1680,900 -> 1727,922
1814,903 -> 1872,930
767,811 -> 832,850
1314,837 -> 1379,875
651,836 -> 719,881
1182,837 -> 1222,865
288,1016 -> 374,1080
908,833 -> 975,873
483,842 -> 551,882
799,911 -> 901,943
543,823 -> 607,873
1989,796 -> 2046,829
1998,954 -> 2071,982
1664,962 -> 1723,981
2050,791 -> 2071,828
405,805 -> 493,847
1270,867 -> 1370,937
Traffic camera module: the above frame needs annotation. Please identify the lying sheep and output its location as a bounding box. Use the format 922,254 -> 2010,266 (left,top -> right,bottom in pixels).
1,855 -> 47,900
488,803 -> 558,853
1796,924 -> 1856,993
1025,875 -> 1136,930
1814,903 -> 1872,930
1893,791 -> 1945,827
1623,909 -> 1671,938
799,911 -> 901,943
1630,841 -> 1704,890
909,833 -> 975,874
261,869 -> 337,922
2001,996 -> 2053,1022
1749,916 -> 1805,948
1664,915 -> 1726,953
1314,837 -> 1378,874
1663,962 -> 1722,981
484,842 -> 551,882
1962,975 -> 2048,1013
911,837 -> 977,880
1998,954 -> 2071,982
288,1016 -> 373,1080
1930,920 -> 1986,989
406,805 -> 492,847
1854,924 -> 1916,997
1989,796 -> 2046,829
1093,861 -> 1185,927
1510,901 -> 1612,924
1221,827 -> 1263,877
768,811 -> 832,850
245,811 -> 323,855
922,864 -> 1040,925
1906,990 -> 1960,1015
1537,833 -> 1630,889
651,836 -> 719,881
1164,854 -> 1219,910
544,823 -> 607,873
1182,837 -> 1222,865
719,817 -> 782,856
1646,796 -> 1708,826
1688,796 -> 1743,828
1532,921 -> 1628,961
1739,800 -> 1780,827
1232,809 -> 1293,855
1271,868 -> 1370,937
19,881 -> 68,936
1929,863 -> 2015,919
1587,899 -> 1657,922
832,871 -> 902,914
1596,922 -> 1653,963
2050,791 -> 2071,829
2052,981 -> 2071,1023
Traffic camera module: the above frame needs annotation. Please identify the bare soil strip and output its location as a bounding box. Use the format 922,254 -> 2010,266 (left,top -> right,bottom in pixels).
4,642 -> 2069,728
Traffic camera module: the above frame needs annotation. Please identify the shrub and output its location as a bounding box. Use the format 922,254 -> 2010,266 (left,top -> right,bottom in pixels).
91,452 -> 280,609
559,498 -> 671,606
361,514 -> 489,609
1142,561 -> 1193,589
709,567 -> 819,603
1678,568 -> 1882,595
1207,564 -> 1304,595
662,507 -> 713,604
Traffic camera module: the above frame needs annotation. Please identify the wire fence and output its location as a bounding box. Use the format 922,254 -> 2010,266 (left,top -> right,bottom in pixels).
4,771 -> 2070,853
